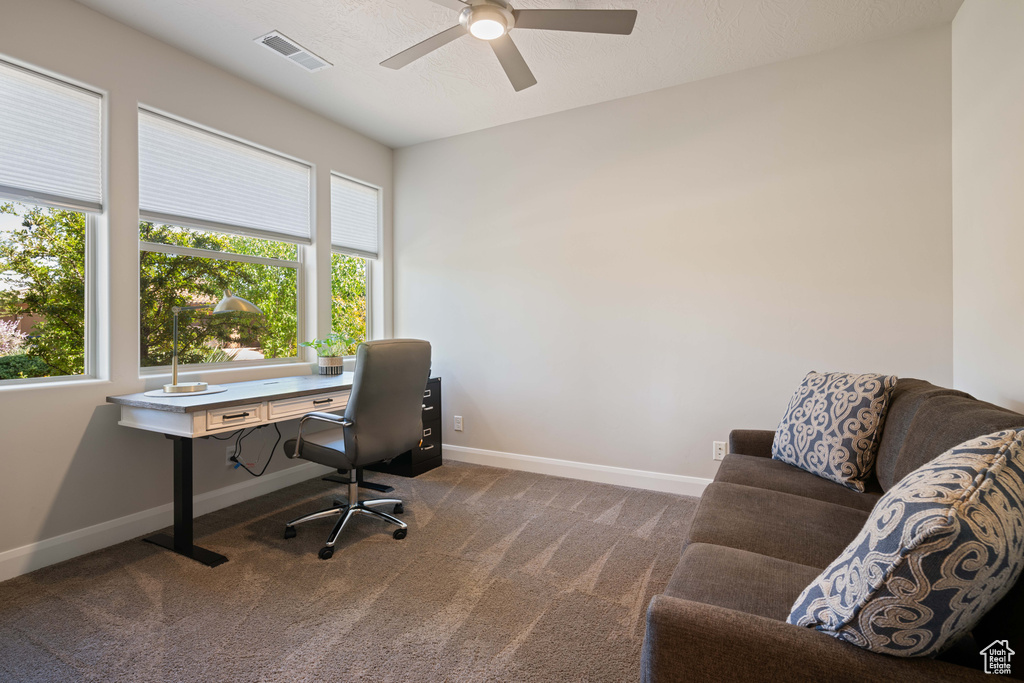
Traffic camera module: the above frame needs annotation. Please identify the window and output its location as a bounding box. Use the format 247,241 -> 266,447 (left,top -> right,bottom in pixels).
0,59 -> 102,384
0,203 -> 91,380
331,252 -> 367,355
330,174 -> 378,354
139,224 -> 299,366
137,109 -> 311,369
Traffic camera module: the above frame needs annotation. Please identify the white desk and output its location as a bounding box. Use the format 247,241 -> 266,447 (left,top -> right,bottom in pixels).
108,374 -> 353,567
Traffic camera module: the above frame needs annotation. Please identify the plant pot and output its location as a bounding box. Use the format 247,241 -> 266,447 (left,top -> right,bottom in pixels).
318,356 -> 344,376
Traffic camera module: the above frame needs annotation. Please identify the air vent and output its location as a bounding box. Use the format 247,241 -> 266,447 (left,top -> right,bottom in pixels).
255,31 -> 332,73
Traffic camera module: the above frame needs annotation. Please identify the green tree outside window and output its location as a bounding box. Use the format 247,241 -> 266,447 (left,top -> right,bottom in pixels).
331,252 -> 367,356
0,203 -> 370,380
0,203 -> 85,378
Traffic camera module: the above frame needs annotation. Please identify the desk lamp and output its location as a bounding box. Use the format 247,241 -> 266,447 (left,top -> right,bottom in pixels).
163,290 -> 263,394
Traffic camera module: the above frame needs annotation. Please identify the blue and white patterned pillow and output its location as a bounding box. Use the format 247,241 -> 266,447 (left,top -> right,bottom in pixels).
772,371 -> 897,492
788,429 -> 1024,657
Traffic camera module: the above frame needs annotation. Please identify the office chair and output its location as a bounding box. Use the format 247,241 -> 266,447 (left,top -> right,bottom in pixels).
283,339 -> 431,559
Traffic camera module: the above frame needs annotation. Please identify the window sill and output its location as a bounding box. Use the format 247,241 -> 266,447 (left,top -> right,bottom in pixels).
0,375 -> 111,393
138,357 -> 311,381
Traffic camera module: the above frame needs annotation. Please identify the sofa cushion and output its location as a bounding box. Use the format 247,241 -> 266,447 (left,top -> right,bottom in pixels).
772,371 -> 897,492
688,483 -> 870,568
882,394 -> 1024,492
872,378 -> 971,491
787,429 -> 1024,658
715,453 -> 882,513
665,543 -> 821,621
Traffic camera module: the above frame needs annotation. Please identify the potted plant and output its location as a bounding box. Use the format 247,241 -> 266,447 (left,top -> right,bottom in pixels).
300,334 -> 355,375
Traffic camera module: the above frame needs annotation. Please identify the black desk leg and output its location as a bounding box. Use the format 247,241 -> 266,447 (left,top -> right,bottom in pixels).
143,435 -> 228,567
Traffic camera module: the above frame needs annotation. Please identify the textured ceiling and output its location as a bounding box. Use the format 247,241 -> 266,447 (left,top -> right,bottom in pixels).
73,0 -> 963,148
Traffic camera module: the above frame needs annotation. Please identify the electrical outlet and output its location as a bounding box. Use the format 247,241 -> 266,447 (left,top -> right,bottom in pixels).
226,445 -> 237,467
712,441 -> 727,461
453,415 -> 463,432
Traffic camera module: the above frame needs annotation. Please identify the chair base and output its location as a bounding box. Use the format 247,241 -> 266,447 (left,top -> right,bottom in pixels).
322,468 -> 395,493
285,471 -> 407,556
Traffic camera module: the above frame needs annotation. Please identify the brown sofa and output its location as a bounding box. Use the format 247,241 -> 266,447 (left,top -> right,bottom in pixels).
641,378 -> 1024,682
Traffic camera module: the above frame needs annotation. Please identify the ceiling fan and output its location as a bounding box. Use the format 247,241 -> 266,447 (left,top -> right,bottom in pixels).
380,0 -> 638,92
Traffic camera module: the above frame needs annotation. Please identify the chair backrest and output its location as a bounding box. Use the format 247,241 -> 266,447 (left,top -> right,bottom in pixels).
342,339 -> 432,468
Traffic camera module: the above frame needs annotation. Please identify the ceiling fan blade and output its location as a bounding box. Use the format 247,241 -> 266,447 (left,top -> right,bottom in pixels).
512,9 -> 638,35
380,25 -> 468,70
490,35 -> 537,92
427,0 -> 468,10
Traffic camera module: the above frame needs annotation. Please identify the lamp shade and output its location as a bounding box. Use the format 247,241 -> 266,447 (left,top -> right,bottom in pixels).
213,290 -> 263,315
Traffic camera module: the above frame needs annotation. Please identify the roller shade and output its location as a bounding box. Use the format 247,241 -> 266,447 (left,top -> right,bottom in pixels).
0,59 -> 102,212
139,109 -> 311,243
331,174 -> 379,259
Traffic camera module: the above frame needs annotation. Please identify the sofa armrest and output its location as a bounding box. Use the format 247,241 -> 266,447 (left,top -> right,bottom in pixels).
641,595 -> 985,683
728,429 -> 775,458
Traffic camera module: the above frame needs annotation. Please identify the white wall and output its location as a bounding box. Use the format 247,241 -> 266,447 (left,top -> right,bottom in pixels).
0,0 -> 392,576
395,26 -> 954,482
952,0 -> 1024,413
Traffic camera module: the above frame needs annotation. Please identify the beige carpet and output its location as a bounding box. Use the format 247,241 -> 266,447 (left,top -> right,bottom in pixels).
0,462 -> 698,682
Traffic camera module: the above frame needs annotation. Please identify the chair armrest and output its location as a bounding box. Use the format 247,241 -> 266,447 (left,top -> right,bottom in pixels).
303,411 -> 351,424
641,595 -> 985,683
728,429 -> 775,458
285,412 -> 353,459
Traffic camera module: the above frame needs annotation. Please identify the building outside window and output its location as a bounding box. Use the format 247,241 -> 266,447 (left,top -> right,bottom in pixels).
0,59 -> 102,384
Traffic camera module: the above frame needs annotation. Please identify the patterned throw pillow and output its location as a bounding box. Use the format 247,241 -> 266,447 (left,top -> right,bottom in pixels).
772,371 -> 897,492
788,429 -> 1024,657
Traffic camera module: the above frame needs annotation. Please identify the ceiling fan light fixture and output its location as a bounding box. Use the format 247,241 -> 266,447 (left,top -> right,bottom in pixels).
382,1 -> 639,93
466,5 -> 510,41
470,17 -> 506,40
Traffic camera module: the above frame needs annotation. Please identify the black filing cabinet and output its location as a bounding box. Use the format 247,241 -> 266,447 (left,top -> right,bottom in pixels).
371,377 -> 442,477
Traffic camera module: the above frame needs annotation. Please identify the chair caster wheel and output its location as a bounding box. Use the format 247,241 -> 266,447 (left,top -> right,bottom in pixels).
318,546 -> 334,560
284,526 -> 296,539
393,503 -> 404,514
393,528 -> 407,540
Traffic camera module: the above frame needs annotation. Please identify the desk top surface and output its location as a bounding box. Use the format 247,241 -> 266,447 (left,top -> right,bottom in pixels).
106,373 -> 354,413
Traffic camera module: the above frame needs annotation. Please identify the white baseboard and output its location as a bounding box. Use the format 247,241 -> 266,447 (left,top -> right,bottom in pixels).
0,462 -> 332,583
0,448 -> 707,584
443,445 -> 711,498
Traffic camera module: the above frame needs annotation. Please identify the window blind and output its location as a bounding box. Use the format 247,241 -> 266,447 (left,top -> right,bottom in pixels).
331,174 -> 379,259
138,109 -> 311,243
0,60 -> 102,212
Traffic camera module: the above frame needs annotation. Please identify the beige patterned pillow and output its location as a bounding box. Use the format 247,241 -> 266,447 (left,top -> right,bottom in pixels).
788,429 -> 1024,656
771,371 -> 897,491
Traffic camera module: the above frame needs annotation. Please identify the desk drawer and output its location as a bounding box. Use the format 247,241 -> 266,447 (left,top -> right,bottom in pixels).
207,403 -> 262,431
268,391 -> 348,420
